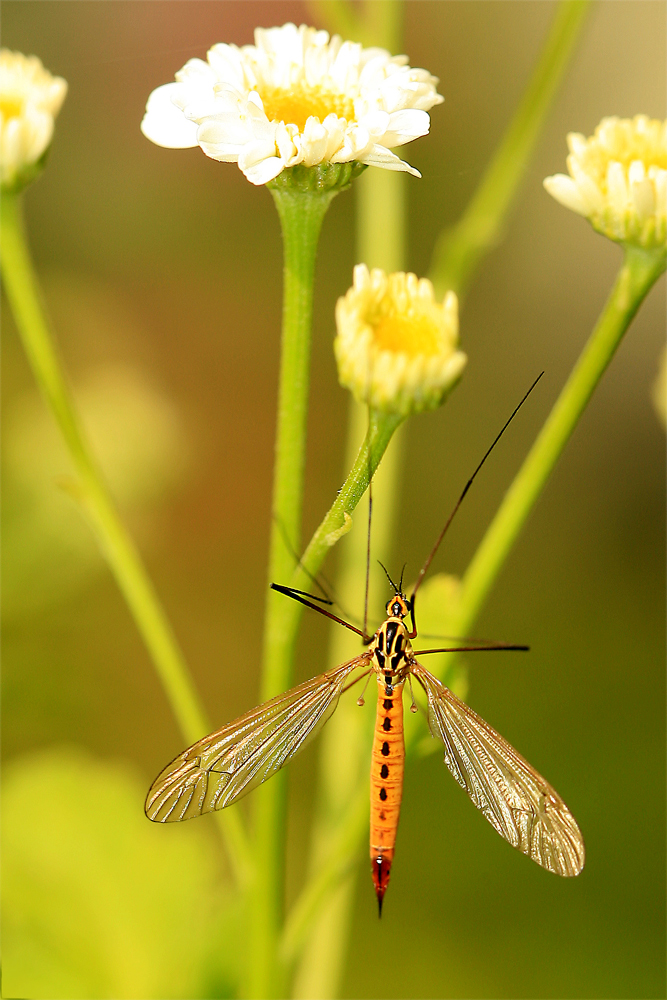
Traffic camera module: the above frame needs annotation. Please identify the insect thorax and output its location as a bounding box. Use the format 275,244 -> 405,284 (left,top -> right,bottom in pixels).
371,617 -> 412,683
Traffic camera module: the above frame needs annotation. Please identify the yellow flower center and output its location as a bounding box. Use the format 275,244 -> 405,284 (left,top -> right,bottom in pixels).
0,94 -> 24,121
259,83 -> 355,131
372,310 -> 442,357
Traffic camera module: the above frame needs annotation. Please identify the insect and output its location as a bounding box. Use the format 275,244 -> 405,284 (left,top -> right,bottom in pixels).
145,378 -> 585,911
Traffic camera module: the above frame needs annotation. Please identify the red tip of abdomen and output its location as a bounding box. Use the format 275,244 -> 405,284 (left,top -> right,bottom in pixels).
372,854 -> 392,917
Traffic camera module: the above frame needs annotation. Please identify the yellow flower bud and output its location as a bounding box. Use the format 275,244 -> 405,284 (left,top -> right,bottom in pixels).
335,265 -> 466,416
544,116 -> 666,250
0,49 -> 67,191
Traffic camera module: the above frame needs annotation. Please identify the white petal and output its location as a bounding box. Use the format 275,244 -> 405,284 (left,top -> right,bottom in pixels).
322,114 -> 346,159
174,58 -> 217,87
331,123 -> 372,162
301,117 -> 327,166
652,169 -> 667,216
358,109 -> 390,137
242,155 -> 285,185
628,159 -> 646,186
247,90 -> 264,111
207,43 -> 248,91
353,263 -> 371,289
275,122 -> 301,164
238,137 -> 281,173
568,159 -> 605,213
141,84 -> 199,148
631,177 -> 656,220
543,174 -> 589,216
379,108 -> 430,147
358,143 -> 421,177
243,100 -> 277,140
566,132 -> 587,157
606,161 -> 628,213
209,86 -> 246,114
196,114 -> 253,147
19,106 -> 53,163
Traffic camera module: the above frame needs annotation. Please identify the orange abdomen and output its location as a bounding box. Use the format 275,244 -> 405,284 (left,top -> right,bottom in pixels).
369,678 -> 405,912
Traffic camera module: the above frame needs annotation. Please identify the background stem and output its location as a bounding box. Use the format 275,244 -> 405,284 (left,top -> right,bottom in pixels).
451,245 -> 666,637
429,0 -> 590,301
291,179 -> 406,1000
0,190 -> 251,882
247,184 -> 336,1000
291,7 -> 407,996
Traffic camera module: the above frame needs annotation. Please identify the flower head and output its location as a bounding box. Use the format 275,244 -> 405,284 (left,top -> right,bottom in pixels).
335,265 -> 466,416
0,49 -> 67,191
141,23 -> 442,186
544,116 -> 667,250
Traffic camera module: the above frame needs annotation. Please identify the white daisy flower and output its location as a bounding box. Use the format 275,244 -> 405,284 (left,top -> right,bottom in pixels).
544,115 -> 667,250
0,49 -> 67,190
141,23 -> 443,186
335,265 -> 466,416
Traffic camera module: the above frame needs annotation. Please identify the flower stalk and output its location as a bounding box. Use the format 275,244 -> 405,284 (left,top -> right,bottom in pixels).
248,166 -> 356,1000
0,190 -> 252,882
291,168 -> 409,999
429,0 -> 590,301
452,243 -> 665,637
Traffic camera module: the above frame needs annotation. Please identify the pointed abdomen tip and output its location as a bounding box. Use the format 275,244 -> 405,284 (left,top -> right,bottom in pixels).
372,854 -> 392,916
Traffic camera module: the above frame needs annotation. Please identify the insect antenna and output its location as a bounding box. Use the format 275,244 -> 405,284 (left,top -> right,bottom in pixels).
398,563 -> 407,593
377,560 -> 400,594
408,372 -> 544,637
415,642 -> 529,654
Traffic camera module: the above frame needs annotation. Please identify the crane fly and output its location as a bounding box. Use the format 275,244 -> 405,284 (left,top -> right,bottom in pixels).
145,375 -> 585,911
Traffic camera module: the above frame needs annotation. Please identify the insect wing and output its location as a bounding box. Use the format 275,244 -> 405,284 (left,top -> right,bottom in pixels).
146,655 -> 370,822
411,663 -> 584,876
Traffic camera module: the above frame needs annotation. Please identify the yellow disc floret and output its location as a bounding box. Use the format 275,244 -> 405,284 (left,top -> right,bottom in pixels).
373,310 -> 443,357
259,83 -> 354,130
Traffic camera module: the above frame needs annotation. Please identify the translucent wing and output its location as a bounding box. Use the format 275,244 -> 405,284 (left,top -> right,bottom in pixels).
146,655 -> 370,822
411,662 -> 585,876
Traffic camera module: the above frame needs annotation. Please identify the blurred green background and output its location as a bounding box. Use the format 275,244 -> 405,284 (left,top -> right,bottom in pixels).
2,2 -> 665,998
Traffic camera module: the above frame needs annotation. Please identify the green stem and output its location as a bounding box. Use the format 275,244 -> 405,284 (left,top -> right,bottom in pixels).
429,0 -> 590,301
306,0 -> 402,48
246,180 -> 337,1000
291,152 -> 408,1000
0,190 -> 252,883
451,244 -> 666,636
297,407 -> 404,585
263,403 -> 404,722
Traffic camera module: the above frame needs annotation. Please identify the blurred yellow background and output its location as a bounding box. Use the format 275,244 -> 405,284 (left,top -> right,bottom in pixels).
2,2 -> 665,998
